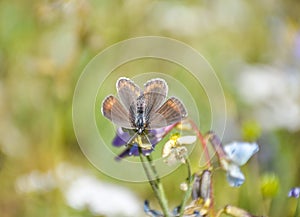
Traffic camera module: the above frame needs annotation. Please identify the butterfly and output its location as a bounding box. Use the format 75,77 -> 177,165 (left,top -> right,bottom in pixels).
101,77 -> 188,150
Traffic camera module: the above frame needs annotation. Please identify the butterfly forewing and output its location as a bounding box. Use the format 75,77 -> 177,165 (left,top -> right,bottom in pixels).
117,77 -> 141,111
101,95 -> 133,129
148,97 -> 187,129
143,79 -> 168,119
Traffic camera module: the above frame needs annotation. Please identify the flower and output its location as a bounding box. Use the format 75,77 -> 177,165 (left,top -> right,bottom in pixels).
173,171 -> 212,217
237,66 -> 300,131
144,171 -> 211,217
65,175 -> 141,216
192,170 -> 211,201
113,128 -> 165,147
113,127 -> 166,160
179,200 -> 209,217
15,170 -> 56,193
16,162 -> 142,216
222,205 -> 259,217
222,142 -> 259,187
260,173 -> 279,198
162,134 -> 196,166
208,132 -> 259,187
288,187 -> 300,198
145,200 -> 206,217
144,200 -> 164,217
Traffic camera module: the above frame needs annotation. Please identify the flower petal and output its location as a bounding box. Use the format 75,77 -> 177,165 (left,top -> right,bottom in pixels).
149,127 -> 166,138
224,142 -> 259,166
177,136 -> 197,145
162,140 -> 175,158
164,147 -> 188,166
145,128 -> 165,147
115,148 -> 131,161
128,145 -> 139,156
115,143 -> 154,160
192,170 -> 211,201
163,149 -> 179,166
112,128 -> 131,147
114,144 -> 139,160
288,187 -> 300,198
112,135 -> 127,147
226,164 -> 245,187
144,200 -> 164,217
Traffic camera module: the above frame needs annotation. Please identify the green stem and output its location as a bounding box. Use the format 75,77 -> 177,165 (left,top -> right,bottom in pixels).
139,149 -> 170,217
157,180 -> 170,217
146,155 -> 160,181
146,154 -> 170,217
262,198 -> 271,216
179,157 -> 193,217
139,151 -> 158,191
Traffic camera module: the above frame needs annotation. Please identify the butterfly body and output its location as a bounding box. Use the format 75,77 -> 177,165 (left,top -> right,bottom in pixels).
101,77 -> 188,149
132,95 -> 146,134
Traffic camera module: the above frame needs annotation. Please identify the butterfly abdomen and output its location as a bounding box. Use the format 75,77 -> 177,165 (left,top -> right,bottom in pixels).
135,96 -> 147,134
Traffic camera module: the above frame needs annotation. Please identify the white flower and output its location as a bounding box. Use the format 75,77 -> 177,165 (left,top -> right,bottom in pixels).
224,142 -> 259,166
237,66 -> 300,131
15,170 -> 56,193
64,175 -> 141,217
15,162 -> 142,216
162,135 -> 196,166
222,142 -> 259,187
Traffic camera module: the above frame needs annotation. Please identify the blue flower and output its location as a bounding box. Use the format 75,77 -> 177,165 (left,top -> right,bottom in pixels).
288,187 -> 300,198
112,128 -> 131,147
221,142 -> 259,187
113,127 -> 166,160
144,200 -> 164,217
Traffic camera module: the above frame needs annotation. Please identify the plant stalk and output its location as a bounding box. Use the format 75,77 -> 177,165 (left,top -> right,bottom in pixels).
139,148 -> 170,217
146,154 -> 170,217
179,157 -> 194,217
189,119 -> 211,167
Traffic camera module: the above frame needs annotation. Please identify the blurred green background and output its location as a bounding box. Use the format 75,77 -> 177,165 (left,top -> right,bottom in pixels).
1,0 -> 300,217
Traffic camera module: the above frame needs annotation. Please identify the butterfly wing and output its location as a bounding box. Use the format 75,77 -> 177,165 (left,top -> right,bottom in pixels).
117,77 -> 141,111
143,78 -> 168,122
101,95 -> 134,129
148,97 -> 187,129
